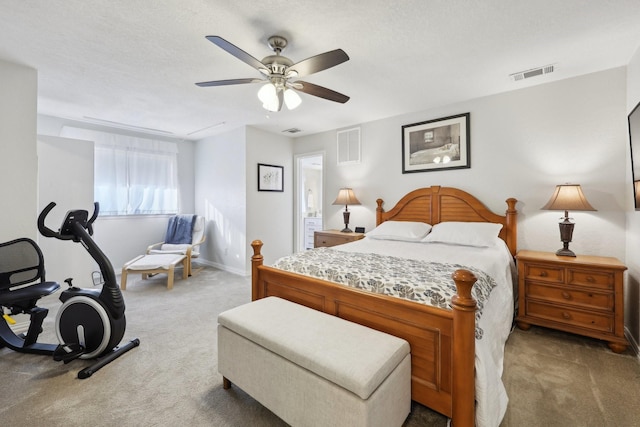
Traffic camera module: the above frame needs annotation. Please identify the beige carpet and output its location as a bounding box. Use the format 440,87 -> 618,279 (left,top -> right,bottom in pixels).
1,266 -> 639,426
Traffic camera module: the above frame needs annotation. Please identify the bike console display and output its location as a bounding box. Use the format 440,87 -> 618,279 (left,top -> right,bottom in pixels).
59,210 -> 89,236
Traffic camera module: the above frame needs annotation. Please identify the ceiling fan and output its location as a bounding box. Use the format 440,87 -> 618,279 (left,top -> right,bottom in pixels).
196,35 -> 350,112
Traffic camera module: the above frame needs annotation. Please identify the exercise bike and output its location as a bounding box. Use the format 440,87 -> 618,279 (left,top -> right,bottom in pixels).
0,202 -> 139,379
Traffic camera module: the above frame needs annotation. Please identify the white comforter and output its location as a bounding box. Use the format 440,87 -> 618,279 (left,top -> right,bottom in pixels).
332,237 -> 515,427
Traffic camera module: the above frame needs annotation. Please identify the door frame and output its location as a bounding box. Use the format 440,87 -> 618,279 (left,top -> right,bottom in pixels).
294,151 -> 325,252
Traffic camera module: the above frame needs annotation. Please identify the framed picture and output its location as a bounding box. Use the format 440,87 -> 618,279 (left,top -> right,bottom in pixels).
401,113 -> 470,173
257,163 -> 284,192
628,100 -> 640,209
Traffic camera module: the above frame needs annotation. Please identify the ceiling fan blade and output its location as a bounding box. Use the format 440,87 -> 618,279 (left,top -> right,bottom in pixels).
195,78 -> 262,87
294,81 -> 350,104
205,36 -> 268,73
288,49 -> 349,77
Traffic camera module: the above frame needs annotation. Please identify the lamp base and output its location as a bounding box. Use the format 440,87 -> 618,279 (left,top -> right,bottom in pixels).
341,210 -> 351,233
556,219 -> 576,257
555,247 -> 576,257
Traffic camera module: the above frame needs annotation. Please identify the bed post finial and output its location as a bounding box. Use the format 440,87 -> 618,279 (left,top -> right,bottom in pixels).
251,240 -> 264,301
376,198 -> 384,226
450,269 -> 477,427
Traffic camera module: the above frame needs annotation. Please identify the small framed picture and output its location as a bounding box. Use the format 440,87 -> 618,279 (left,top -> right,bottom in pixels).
402,113 -> 470,173
257,163 -> 284,192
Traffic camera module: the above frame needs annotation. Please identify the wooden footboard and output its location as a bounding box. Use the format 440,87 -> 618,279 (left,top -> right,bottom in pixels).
251,240 -> 477,427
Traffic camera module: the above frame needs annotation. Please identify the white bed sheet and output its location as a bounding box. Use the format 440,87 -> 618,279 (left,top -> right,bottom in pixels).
333,237 -> 515,427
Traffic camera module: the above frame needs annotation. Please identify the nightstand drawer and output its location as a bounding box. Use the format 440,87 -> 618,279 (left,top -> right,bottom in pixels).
315,234 -> 344,247
526,283 -> 614,311
567,269 -> 614,290
523,264 -> 564,284
526,301 -> 614,333
314,230 -> 364,248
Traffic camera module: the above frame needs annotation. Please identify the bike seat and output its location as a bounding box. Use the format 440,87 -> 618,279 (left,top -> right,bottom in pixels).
0,281 -> 60,306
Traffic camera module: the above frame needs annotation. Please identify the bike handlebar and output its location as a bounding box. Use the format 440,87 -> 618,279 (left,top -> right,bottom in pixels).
37,202 -> 67,239
38,202 -> 100,240
87,202 -> 99,235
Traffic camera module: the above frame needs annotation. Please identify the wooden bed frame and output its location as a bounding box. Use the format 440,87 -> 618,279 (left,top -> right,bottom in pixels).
251,186 -> 517,427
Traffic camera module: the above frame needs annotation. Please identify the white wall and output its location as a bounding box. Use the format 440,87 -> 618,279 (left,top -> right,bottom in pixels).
193,126 -> 294,274
0,59 -> 37,241
245,127 -> 294,268
625,46 -> 640,350
295,68 -> 628,262
195,127 -> 247,275
37,135 -> 94,283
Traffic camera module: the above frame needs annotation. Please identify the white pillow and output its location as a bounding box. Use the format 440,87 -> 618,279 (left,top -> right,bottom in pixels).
367,221 -> 432,242
422,221 -> 503,247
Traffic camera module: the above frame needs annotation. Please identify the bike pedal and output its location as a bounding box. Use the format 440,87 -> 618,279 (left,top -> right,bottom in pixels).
53,343 -> 85,363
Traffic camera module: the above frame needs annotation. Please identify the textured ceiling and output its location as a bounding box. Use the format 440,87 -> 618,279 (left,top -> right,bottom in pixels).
1,0 -> 640,140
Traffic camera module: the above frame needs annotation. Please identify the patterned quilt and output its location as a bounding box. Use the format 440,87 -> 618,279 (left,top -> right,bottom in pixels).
272,247 -> 498,339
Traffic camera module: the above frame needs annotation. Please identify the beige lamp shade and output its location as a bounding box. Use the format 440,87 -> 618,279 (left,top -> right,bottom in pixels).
541,184 -> 596,212
332,188 -> 361,207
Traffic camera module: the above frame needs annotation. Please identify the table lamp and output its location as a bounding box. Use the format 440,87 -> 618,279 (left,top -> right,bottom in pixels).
332,188 -> 361,232
541,184 -> 596,257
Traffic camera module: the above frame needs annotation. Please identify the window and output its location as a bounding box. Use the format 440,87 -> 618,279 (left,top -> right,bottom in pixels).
60,127 -> 179,215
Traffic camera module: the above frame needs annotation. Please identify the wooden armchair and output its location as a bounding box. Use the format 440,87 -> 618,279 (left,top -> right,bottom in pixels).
146,215 -> 206,276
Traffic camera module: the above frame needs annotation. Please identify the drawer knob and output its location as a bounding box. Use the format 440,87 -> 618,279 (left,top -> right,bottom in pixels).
561,291 -> 571,300
539,271 -> 548,277
562,312 -> 571,320
586,276 -> 595,283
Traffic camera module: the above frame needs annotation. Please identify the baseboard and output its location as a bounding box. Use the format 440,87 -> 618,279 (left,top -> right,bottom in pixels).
624,326 -> 640,359
196,259 -> 248,277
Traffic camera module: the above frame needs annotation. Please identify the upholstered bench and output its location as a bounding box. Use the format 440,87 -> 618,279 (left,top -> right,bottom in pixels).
217,297 -> 411,427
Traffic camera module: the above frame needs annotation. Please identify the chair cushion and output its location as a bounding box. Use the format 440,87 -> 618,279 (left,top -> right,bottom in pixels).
150,243 -> 200,258
125,254 -> 185,270
158,243 -> 190,253
192,216 -> 205,244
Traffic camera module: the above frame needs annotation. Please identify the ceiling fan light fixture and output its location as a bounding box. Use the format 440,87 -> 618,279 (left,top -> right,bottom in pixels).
262,101 -> 280,112
258,83 -> 281,111
284,88 -> 302,110
257,82 -> 276,104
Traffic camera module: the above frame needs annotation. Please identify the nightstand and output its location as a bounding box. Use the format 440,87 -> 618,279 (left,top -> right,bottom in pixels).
515,250 -> 628,353
314,229 -> 364,248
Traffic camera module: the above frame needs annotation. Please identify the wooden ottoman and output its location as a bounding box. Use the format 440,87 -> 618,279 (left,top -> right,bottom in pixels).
217,297 -> 412,427
121,253 -> 188,290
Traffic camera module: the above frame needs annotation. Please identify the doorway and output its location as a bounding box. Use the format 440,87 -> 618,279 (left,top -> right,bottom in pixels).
295,152 -> 324,252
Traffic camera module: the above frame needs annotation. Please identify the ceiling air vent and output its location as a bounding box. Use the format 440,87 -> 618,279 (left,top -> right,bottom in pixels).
282,128 -> 302,134
510,64 -> 555,82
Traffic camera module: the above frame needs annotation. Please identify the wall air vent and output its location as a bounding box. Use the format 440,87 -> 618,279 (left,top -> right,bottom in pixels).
282,128 -> 302,134
510,64 -> 555,82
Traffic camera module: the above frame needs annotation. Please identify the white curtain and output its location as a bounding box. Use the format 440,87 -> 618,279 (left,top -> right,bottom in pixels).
60,127 -> 179,215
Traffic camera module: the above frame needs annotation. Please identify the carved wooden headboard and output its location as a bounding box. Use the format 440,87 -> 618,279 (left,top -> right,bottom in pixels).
376,186 -> 518,256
